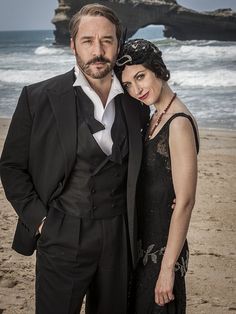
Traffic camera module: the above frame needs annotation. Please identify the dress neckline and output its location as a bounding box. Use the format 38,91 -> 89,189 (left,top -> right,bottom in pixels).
146,112 -> 187,142
145,112 -> 199,152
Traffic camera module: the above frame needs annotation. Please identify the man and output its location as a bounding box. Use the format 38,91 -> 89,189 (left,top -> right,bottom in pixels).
0,4 -> 149,314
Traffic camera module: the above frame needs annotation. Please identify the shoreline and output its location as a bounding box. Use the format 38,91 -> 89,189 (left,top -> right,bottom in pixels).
0,118 -> 236,313
0,116 -> 235,133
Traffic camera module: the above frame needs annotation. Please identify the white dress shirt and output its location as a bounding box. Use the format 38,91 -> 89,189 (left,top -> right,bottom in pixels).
73,65 -> 124,156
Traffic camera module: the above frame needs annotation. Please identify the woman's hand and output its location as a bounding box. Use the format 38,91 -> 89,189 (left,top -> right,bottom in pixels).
154,266 -> 175,306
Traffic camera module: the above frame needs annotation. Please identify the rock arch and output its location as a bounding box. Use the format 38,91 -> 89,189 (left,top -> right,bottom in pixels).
52,0 -> 236,45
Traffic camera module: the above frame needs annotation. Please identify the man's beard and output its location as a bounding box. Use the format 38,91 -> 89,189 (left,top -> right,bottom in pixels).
76,54 -> 116,79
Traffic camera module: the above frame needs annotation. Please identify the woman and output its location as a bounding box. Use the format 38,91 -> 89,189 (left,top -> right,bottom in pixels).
115,39 -> 199,313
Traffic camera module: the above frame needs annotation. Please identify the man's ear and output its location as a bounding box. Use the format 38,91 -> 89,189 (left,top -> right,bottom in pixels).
117,44 -> 120,56
70,38 -> 76,55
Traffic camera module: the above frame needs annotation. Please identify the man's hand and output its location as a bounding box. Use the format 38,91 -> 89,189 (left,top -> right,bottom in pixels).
38,217 -> 46,234
171,198 -> 176,210
38,221 -> 44,234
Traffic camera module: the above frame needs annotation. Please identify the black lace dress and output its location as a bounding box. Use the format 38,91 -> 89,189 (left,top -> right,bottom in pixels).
132,113 -> 199,314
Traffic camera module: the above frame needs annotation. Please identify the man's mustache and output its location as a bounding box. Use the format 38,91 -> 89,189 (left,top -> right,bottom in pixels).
86,56 -> 111,65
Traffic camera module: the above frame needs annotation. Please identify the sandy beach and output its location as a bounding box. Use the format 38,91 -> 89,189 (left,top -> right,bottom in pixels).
0,117 -> 235,314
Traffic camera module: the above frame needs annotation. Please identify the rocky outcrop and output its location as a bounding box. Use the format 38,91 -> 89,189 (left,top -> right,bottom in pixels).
52,0 -> 236,45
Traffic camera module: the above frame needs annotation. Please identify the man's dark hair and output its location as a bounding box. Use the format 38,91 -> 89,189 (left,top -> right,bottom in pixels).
69,3 -> 123,45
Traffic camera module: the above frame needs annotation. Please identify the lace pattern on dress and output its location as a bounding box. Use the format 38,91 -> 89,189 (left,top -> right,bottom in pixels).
138,240 -> 189,277
156,133 -> 171,171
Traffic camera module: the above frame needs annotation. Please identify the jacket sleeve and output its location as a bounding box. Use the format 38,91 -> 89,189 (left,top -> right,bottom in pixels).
139,102 -> 150,132
0,86 -> 47,236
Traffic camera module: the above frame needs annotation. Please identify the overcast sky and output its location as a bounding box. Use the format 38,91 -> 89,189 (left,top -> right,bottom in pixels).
0,0 -> 235,31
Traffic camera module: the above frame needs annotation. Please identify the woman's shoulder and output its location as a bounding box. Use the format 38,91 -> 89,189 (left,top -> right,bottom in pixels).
169,114 -> 195,134
169,98 -> 198,131
167,99 -> 199,151
168,113 -> 199,153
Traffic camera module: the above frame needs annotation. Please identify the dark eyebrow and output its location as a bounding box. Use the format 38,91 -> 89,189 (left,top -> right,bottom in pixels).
133,71 -> 145,79
80,36 -> 93,41
102,36 -> 114,39
80,35 -> 114,41
122,70 -> 146,85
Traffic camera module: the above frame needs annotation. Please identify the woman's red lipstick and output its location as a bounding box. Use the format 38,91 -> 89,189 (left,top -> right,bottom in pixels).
138,91 -> 149,101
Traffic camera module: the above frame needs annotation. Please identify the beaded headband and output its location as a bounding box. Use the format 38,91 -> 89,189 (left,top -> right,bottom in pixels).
115,38 -> 169,81
116,39 -> 162,67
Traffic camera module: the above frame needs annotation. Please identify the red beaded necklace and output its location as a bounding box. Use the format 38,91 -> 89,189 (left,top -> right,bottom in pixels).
147,93 -> 177,140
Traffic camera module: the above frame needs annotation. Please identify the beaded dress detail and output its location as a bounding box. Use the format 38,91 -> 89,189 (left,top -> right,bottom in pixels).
132,113 -> 199,314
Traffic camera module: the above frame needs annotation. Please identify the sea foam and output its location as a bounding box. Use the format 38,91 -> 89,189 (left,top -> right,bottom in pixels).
164,44 -> 236,61
0,69 -> 61,84
34,46 -> 65,56
171,69 -> 236,87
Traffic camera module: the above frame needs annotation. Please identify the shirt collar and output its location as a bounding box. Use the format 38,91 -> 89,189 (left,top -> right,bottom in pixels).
73,64 -> 124,96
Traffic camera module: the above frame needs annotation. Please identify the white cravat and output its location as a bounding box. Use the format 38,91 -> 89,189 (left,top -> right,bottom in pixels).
73,65 -> 124,156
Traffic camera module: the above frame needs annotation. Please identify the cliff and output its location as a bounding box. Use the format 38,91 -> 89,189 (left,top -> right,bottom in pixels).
52,0 -> 236,45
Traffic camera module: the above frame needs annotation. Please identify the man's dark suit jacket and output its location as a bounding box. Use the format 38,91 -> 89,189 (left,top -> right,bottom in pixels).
0,69 -> 149,267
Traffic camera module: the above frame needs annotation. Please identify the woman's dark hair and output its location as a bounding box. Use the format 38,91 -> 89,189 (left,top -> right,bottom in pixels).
115,39 -> 170,81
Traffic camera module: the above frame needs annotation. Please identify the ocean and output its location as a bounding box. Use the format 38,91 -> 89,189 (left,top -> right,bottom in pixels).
0,27 -> 235,129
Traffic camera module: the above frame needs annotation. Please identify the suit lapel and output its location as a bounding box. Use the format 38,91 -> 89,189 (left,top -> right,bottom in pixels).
121,93 -> 142,184
47,70 -> 77,179
120,93 -> 143,263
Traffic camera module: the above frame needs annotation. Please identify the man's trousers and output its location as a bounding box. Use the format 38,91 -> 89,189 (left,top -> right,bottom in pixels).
36,207 -> 130,314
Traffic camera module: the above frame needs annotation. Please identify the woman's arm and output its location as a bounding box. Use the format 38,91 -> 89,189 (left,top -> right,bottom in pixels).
155,116 -> 198,306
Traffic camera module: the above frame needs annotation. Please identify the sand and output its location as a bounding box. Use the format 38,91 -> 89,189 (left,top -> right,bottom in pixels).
0,117 -> 235,314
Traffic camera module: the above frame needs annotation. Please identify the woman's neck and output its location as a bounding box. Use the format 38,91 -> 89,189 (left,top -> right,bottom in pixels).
154,84 -> 175,113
